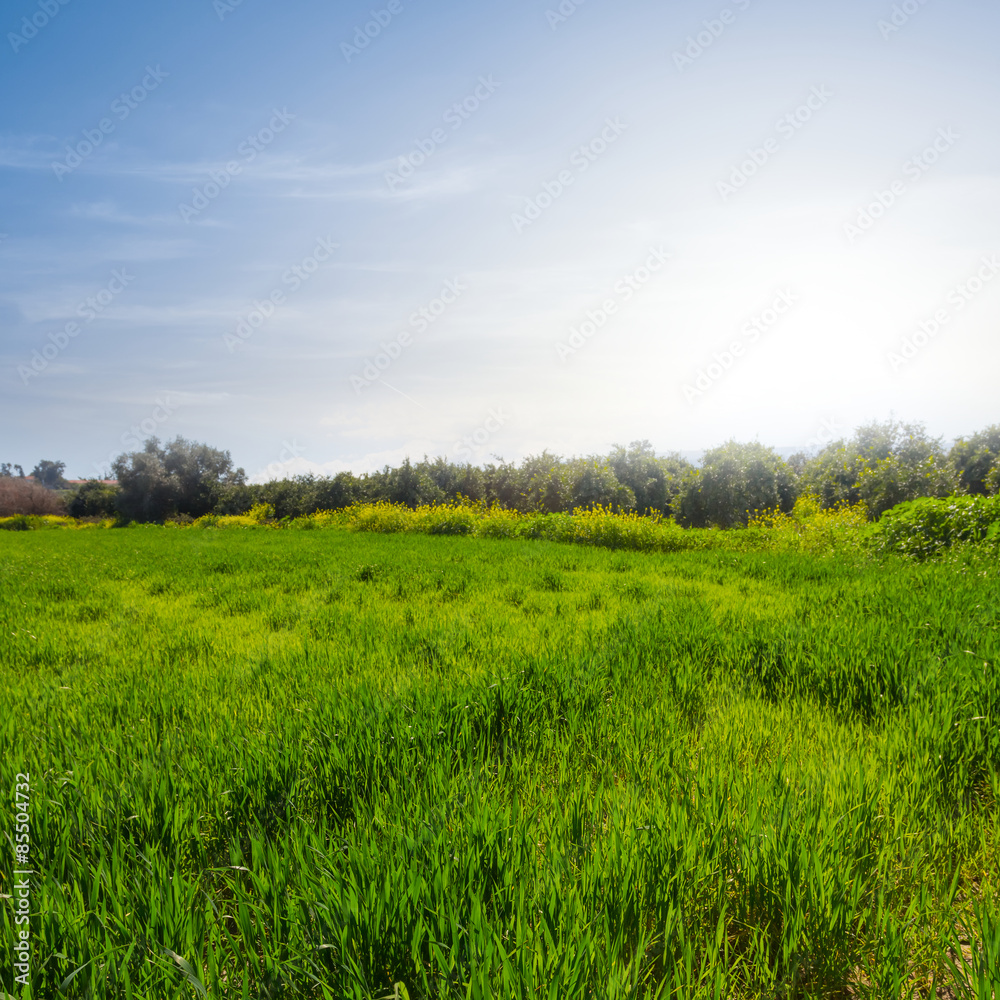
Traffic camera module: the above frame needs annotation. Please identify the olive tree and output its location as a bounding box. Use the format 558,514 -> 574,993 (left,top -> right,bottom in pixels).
112,437 -> 245,522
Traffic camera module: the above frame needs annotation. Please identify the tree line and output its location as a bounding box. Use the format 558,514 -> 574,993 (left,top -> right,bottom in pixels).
4,420 -> 999,526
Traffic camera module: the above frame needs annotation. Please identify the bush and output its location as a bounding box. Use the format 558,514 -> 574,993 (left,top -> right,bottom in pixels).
0,478 -> 66,516
0,515 -> 93,531
68,480 -> 120,519
0,514 -> 37,531
417,504 -> 477,536
570,505 -> 689,552
248,502 -> 276,524
192,513 -> 259,529
746,493 -> 871,555
348,501 -> 416,534
872,495 -> 1000,560
67,479 -> 118,518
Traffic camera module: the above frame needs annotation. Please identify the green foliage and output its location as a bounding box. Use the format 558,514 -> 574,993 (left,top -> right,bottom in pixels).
110,438 -> 180,523
76,420 -> 1000,534
950,424 -> 1000,496
247,501 -> 276,524
747,492 -> 872,555
852,421 -> 958,519
856,451 -> 959,520
0,530 -> 997,997
990,462 -> 1000,496
380,456 -> 447,507
0,513 -> 37,530
873,494 -> 1000,560
112,436 -> 245,522
796,440 -> 864,508
517,451 -> 574,513
162,436 -> 247,516
568,456 -> 636,511
0,514 -> 78,530
800,418 -> 957,518
30,458 -> 68,489
67,478 -> 120,518
676,440 -> 795,528
608,440 -> 691,516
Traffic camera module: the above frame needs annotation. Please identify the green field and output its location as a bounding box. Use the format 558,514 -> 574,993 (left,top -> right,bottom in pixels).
1,528 -> 998,998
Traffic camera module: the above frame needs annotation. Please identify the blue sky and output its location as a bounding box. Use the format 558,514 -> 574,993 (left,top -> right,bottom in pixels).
2,0 -> 998,480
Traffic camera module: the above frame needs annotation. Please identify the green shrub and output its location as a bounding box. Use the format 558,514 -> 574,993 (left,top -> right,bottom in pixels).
68,480 -> 120,518
872,494 -> 1000,559
0,514 -> 37,531
0,515 -> 79,531
417,505 -> 477,535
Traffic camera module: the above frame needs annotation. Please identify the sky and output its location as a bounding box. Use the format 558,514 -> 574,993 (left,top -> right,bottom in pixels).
1,0 -> 998,482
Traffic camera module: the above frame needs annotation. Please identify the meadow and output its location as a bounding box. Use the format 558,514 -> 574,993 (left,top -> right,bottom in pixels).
1,514 -> 998,998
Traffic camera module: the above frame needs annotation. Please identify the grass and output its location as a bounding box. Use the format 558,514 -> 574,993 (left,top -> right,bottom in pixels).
0,524 -> 998,998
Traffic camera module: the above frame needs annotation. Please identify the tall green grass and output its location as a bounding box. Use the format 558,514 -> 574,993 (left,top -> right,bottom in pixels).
0,528 -> 997,997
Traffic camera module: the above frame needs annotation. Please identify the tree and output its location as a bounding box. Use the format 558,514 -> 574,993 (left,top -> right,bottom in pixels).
797,441 -> 862,508
518,452 -> 573,513
422,456 -> 485,504
949,424 -> 1000,496
111,439 -> 176,522
799,419 -> 954,516
567,456 -> 634,511
0,478 -> 65,516
786,451 -> 809,478
988,463 -> 1000,495
162,437 -> 246,517
850,420 -> 957,518
315,472 -> 363,510
607,441 -> 692,517
482,459 -> 522,510
68,479 -> 119,518
855,452 -> 958,519
676,441 -> 796,528
1,464 -> 25,478
386,458 -> 445,507
112,437 -> 245,522
31,460 -> 68,489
